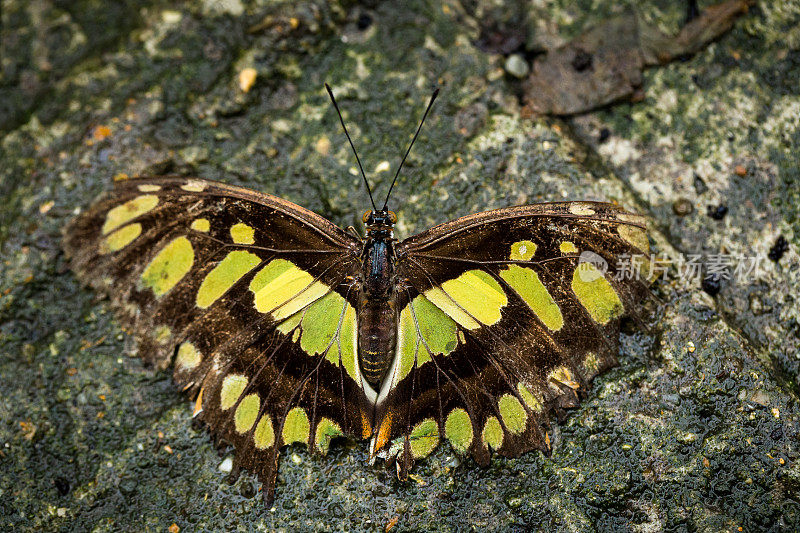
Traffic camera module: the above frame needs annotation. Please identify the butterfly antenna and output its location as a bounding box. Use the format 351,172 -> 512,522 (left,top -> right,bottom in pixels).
382,87 -> 440,211
325,83 -> 377,212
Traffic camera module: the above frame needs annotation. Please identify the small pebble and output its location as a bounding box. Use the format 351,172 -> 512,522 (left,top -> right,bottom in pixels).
504,54 -> 529,78
238,68 -> 257,93
162,10 -> 182,24
734,165 -> 748,176
673,198 -> 693,216
219,457 -> 233,473
750,390 -> 770,406
702,274 -> 721,296
707,204 -> 728,220
693,174 -> 708,195
767,235 -> 789,262
314,136 -> 331,156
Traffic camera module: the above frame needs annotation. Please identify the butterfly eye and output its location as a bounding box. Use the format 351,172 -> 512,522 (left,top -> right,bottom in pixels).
387,211 -> 397,224
363,211 -> 371,223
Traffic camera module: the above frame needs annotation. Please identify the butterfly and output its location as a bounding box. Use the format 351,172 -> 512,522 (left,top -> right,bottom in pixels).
62,85 -> 652,503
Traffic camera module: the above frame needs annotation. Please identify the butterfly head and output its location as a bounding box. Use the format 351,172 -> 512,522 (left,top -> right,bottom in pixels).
363,209 -> 397,235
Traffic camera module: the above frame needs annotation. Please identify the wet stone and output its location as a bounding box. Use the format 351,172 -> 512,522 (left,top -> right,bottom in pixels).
2,0 -> 800,530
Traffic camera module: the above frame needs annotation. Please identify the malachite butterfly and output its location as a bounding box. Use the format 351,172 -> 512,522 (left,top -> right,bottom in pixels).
62,86 -> 652,503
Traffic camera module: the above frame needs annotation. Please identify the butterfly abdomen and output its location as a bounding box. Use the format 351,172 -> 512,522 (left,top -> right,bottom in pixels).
358,234 -> 397,386
357,297 -> 397,386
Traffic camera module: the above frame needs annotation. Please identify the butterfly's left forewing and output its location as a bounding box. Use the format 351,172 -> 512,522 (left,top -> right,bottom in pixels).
63,177 -> 371,502
372,202 -> 652,472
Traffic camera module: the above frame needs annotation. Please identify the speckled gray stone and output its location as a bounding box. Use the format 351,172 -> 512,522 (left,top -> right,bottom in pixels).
1,0 -> 798,531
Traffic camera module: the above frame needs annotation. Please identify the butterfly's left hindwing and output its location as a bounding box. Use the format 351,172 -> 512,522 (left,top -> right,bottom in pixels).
63,177 -> 370,502
372,202 -> 652,472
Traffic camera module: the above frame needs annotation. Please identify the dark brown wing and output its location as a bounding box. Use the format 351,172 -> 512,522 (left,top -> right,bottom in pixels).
62,176 -> 371,502
370,202 -> 652,473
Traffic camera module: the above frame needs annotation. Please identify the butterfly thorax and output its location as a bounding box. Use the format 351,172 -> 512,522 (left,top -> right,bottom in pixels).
357,212 -> 398,387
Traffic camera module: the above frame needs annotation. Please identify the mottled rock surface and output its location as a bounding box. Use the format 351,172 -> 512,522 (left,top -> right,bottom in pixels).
1,0 -> 798,531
